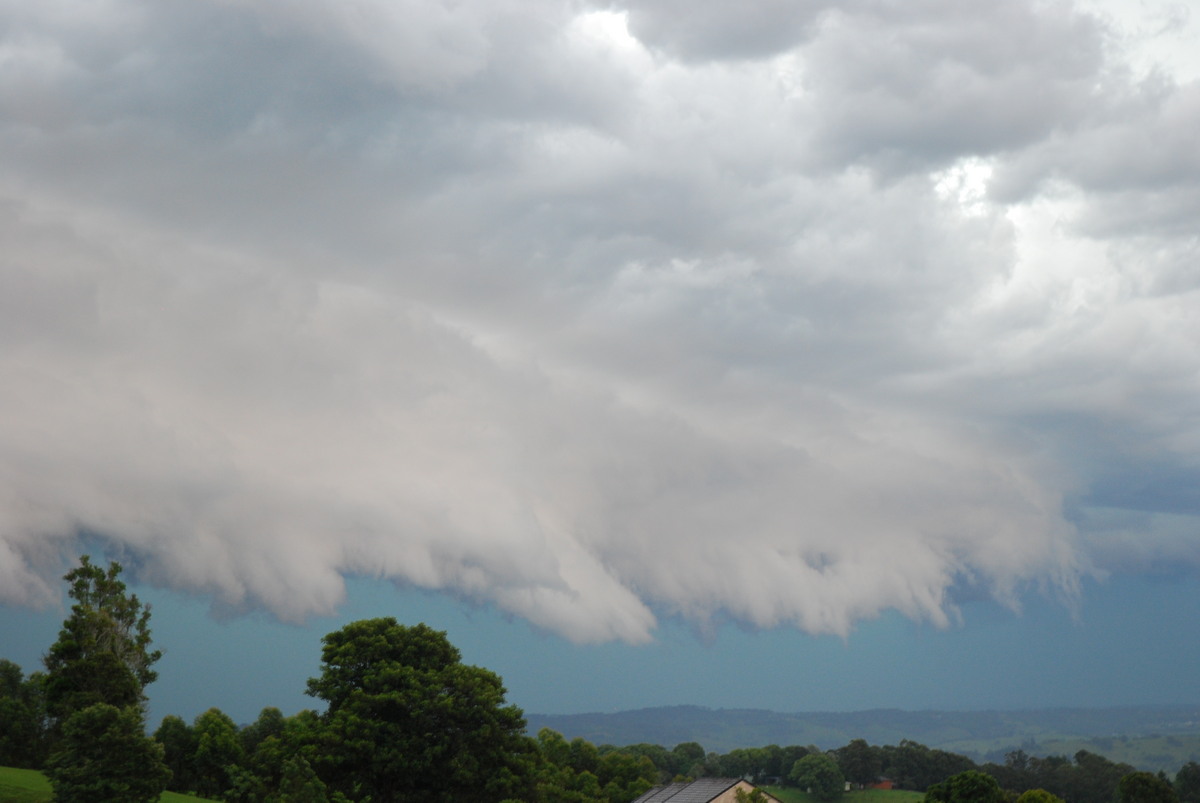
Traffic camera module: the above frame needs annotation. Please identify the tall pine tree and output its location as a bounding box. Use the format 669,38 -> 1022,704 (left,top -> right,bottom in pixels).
43,555 -> 168,803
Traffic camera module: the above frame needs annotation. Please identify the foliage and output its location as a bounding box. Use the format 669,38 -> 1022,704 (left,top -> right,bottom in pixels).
189,708 -> 245,798
238,706 -> 286,756
38,556 -> 169,802
306,617 -> 535,803
736,788 -> 771,803
791,753 -> 845,801
983,749 -> 1136,803
923,770 -> 1004,803
671,742 -> 707,778
528,729 -> 659,803
275,755 -> 332,803
836,739 -> 883,787
0,661 -> 48,769
222,709 -> 325,802
881,741 -> 977,792
42,556 -> 160,723
762,786 -> 924,803
1118,772 -> 1181,803
596,749 -> 657,801
155,715 -> 198,794
44,703 -> 170,803
1014,790 -> 1064,803
1177,762 -> 1200,803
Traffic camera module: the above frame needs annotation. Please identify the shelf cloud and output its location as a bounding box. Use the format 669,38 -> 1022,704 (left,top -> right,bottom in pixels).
1,0 -> 1197,643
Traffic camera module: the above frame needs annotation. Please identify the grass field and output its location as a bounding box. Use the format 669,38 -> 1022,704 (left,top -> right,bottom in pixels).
0,766 -> 214,803
761,787 -> 924,803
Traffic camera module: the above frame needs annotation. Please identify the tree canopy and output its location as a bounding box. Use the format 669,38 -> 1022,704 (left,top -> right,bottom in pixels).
0,659 -> 48,768
306,617 -> 535,803
924,770 -> 1006,803
790,753 -> 845,801
42,555 -> 160,721
1118,771 -> 1182,803
41,555 -> 168,803
45,702 -> 170,803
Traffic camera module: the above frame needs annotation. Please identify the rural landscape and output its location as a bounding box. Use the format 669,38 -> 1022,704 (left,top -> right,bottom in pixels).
3,0 -> 1200,801
2,557 -> 1199,802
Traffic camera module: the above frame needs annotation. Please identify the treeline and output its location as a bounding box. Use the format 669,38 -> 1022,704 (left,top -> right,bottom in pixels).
4,556 -> 1200,803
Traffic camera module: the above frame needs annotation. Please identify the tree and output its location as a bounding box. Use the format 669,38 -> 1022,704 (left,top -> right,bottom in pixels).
671,742 -> 707,778
154,714 -> 197,792
836,739 -> 883,787
191,707 -> 246,798
596,750 -> 657,802
225,709 -> 326,803
43,555 -> 161,722
306,617 -> 535,802
240,706 -> 287,755
882,740 -> 977,792
1070,750 -> 1136,803
1118,772 -> 1180,803
41,555 -> 169,802
0,659 -> 49,768
1015,790 -> 1065,803
45,703 -> 170,803
1176,763 -> 1200,803
924,770 -> 1005,803
790,753 -> 845,801
275,755 -> 333,803
736,788 -> 771,803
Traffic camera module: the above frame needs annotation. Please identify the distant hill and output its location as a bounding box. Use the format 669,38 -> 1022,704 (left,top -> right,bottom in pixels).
525,705 -> 1200,770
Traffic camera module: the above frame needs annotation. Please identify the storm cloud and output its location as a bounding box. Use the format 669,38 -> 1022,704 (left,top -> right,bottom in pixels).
1,0 -> 1197,643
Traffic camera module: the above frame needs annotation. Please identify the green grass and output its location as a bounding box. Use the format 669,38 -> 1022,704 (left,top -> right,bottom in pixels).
0,767 -> 50,803
0,766 -> 215,803
762,787 -> 924,803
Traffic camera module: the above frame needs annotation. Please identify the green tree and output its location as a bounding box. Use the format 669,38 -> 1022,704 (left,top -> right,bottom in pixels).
596,750 -> 657,802
672,742 -> 707,778
241,706 -> 287,755
43,555 -> 161,722
42,555 -> 168,802
735,788 -> 771,803
154,714 -> 197,792
275,755 -> 332,803
306,617 -> 535,803
1177,762 -> 1200,803
924,770 -> 1005,803
790,753 -> 845,801
1015,790 -> 1065,803
1118,772 -> 1181,803
45,703 -> 170,803
778,746 -> 814,786
192,707 -> 246,798
836,739 -> 883,787
1069,750 -> 1135,803
882,740 -> 977,792
0,659 -> 49,768
225,709 -> 325,803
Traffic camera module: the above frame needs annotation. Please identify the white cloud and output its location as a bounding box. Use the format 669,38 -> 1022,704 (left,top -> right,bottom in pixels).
0,0 -> 1197,642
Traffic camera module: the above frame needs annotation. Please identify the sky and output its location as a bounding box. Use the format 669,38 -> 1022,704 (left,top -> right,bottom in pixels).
1,0 -> 1200,729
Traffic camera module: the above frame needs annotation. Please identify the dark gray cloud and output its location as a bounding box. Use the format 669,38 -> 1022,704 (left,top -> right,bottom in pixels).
796,0 -> 1108,172
0,0 -> 1196,641
615,0 -> 830,62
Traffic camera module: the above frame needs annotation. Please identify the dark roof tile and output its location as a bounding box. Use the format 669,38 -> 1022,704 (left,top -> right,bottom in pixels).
631,778 -> 743,803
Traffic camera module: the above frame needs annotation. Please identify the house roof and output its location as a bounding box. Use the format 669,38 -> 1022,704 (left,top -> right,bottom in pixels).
631,778 -> 743,802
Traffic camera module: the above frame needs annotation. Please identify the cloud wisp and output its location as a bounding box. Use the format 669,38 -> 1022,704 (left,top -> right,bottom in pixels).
1,0 -> 1196,643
